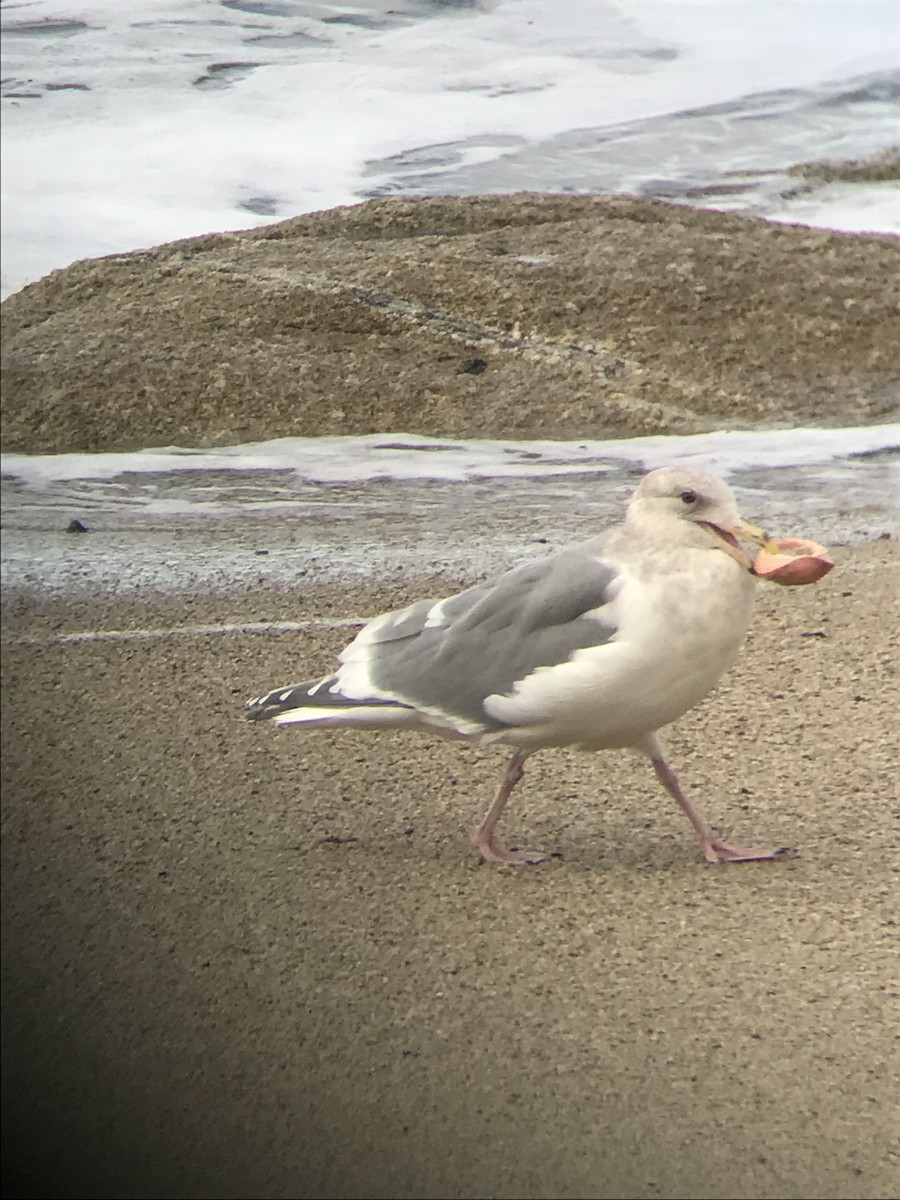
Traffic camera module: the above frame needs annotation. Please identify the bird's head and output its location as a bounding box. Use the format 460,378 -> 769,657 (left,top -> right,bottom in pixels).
628,467 -> 777,569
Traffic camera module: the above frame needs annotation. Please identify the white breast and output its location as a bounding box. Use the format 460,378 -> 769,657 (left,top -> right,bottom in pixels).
484,549 -> 757,751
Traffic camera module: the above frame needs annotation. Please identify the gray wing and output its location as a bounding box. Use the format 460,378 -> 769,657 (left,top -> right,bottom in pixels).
337,546 -> 620,730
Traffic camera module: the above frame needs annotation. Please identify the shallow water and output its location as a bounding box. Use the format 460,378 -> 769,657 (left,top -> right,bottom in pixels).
2,429 -> 897,596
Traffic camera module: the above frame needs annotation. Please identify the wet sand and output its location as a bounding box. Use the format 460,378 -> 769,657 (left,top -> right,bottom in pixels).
1,539 -> 898,1200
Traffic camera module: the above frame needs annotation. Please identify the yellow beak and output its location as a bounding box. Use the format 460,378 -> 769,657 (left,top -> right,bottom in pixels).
701,518 -> 779,570
730,519 -> 779,554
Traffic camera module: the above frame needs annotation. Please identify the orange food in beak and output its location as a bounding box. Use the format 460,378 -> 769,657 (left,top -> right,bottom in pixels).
752,538 -> 834,586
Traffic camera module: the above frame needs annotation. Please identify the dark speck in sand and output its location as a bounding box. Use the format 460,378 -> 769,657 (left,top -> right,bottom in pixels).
458,357 -> 487,375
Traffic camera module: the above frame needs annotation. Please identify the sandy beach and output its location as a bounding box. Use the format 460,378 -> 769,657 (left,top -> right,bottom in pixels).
2,187 -> 898,1200
2,535 -> 897,1200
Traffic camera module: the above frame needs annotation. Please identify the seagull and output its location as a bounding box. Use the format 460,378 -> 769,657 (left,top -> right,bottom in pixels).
246,467 -> 825,867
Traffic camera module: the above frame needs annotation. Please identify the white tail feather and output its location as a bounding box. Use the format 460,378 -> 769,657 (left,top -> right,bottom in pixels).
273,705 -> 419,729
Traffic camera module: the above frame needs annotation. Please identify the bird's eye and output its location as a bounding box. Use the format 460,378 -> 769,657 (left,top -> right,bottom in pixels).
680,489 -> 698,505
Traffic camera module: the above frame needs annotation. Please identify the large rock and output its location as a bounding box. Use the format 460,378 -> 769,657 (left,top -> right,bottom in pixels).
1,193 -> 898,453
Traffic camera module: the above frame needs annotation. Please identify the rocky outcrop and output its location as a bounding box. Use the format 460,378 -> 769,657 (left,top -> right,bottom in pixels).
2,193 -> 897,453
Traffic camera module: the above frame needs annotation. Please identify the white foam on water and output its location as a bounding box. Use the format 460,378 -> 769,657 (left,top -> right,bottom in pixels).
3,425 -> 898,496
2,426 -> 896,596
755,181 -> 900,236
2,0 -> 898,298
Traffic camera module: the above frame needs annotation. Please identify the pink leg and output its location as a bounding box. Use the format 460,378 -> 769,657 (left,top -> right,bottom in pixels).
645,739 -> 785,865
470,750 -> 546,866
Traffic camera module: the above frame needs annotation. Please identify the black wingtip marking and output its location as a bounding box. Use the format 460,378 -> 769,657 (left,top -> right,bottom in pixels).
244,677 -> 410,722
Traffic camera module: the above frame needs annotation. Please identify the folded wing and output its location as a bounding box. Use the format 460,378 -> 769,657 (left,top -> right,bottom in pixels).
246,546 -> 621,737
